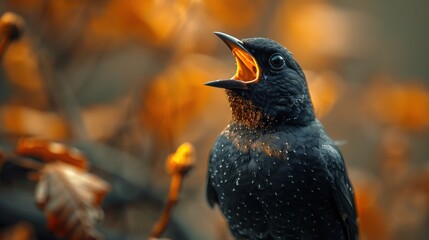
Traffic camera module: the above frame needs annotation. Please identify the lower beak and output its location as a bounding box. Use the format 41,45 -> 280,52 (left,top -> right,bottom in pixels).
205,79 -> 248,89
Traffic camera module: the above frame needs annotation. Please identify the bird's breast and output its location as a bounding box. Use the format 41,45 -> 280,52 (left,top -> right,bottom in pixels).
208,122 -> 346,239
211,123 -> 329,198
211,125 -> 293,191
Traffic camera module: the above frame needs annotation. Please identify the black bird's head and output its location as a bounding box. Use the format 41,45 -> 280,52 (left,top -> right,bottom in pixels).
206,32 -> 315,127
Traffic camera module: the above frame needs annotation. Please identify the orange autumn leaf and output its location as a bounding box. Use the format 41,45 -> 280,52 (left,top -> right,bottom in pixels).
3,40 -> 52,110
0,105 -> 69,140
306,70 -> 343,118
366,76 -> 429,131
140,55 -> 216,142
5,0 -> 41,11
86,0 -> 195,47
354,184 -> 392,240
204,0 -> 266,30
35,162 -> 110,240
270,2 -> 363,69
16,138 -> 88,170
351,172 -> 392,240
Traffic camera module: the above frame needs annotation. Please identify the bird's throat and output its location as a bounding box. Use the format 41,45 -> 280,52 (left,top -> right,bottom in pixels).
226,90 -> 316,128
226,90 -> 273,128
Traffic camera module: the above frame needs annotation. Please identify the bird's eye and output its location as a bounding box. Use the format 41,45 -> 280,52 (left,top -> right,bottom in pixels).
269,54 -> 285,70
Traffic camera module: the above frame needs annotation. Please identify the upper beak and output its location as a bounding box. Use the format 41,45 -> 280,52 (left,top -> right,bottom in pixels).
205,32 -> 260,90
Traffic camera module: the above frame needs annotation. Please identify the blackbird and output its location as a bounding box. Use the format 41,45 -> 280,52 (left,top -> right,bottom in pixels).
205,32 -> 358,240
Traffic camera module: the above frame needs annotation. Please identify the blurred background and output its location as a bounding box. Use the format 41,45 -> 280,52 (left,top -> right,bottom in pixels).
0,0 -> 428,239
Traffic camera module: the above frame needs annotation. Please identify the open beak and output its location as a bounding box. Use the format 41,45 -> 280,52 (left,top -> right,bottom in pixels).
205,32 -> 260,90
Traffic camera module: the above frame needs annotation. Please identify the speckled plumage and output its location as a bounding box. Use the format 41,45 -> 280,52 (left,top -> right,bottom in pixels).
206,34 -> 358,240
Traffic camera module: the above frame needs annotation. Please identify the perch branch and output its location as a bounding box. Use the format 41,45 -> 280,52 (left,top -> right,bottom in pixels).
0,12 -> 24,57
149,143 -> 195,239
150,174 -> 183,238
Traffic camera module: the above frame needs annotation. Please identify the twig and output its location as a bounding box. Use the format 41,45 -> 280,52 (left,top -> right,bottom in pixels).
0,36 -> 10,57
149,143 -> 195,239
150,174 -> 183,238
0,12 -> 24,57
0,150 -> 44,171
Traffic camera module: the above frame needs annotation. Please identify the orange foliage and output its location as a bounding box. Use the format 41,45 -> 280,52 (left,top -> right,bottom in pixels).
354,184 -> 392,240
306,70 -> 343,118
16,138 -> 88,170
0,105 -> 68,139
271,1 -> 361,69
5,0 -> 40,10
378,128 -> 410,186
3,40 -> 51,110
410,169 -> 429,209
43,0 -> 85,36
204,0 -> 266,30
81,96 -> 132,141
366,76 -> 429,131
8,0 -> 85,40
87,0 -> 195,47
140,55 -> 215,142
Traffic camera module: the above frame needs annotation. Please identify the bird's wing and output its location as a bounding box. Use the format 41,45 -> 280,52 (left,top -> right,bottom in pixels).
322,144 -> 358,240
206,151 -> 219,207
206,177 -> 219,207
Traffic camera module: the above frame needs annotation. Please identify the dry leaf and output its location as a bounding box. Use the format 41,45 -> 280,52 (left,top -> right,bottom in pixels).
16,138 -> 88,170
35,162 -> 110,240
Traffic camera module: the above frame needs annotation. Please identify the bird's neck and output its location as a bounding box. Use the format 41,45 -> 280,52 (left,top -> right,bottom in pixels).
227,92 -> 270,128
226,90 -> 315,129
